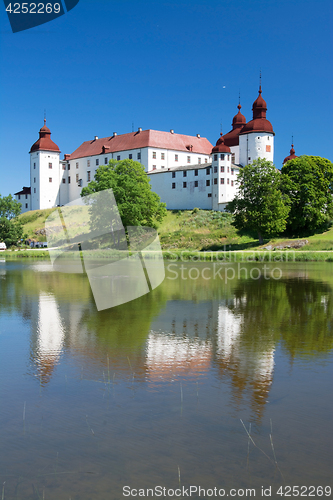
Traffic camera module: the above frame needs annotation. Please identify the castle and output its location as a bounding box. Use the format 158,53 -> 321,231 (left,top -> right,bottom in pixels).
15,84 -> 287,213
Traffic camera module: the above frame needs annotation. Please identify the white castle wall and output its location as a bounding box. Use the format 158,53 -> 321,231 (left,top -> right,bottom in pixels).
239,132 -> 274,167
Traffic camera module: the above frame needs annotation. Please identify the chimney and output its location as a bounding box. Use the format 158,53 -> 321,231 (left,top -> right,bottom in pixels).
64,154 -> 70,160
138,127 -> 142,133
113,132 -> 117,137
94,136 -> 98,141
196,134 -> 200,138
170,129 -> 174,134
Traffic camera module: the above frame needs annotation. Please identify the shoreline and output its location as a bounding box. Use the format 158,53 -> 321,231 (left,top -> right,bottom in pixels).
1,249 -> 333,262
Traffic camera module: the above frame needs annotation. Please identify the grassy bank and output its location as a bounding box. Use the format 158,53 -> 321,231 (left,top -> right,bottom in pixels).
3,207 -> 331,261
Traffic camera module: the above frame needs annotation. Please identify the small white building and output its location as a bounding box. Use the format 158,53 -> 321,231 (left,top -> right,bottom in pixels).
15,84 -> 276,213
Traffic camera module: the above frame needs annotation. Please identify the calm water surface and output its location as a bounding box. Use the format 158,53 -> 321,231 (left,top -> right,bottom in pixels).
0,259 -> 332,500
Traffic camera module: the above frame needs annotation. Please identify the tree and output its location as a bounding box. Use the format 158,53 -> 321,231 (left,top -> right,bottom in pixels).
226,159 -> 290,245
0,194 -> 21,220
81,159 -> 167,228
0,194 -> 24,246
281,156 -> 333,235
0,217 -> 25,247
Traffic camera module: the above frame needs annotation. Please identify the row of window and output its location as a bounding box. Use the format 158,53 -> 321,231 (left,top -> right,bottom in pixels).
172,179 -> 234,189
213,153 -> 232,161
170,166 -> 235,178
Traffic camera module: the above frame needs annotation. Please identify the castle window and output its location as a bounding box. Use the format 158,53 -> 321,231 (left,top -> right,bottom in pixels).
248,157 -> 251,161
161,152 -> 165,160
76,174 -> 79,182
227,166 -> 230,173
214,154 -> 217,161
117,155 -> 120,161
183,171 -> 187,177
104,157 -> 108,164
198,158 -> 201,164
161,165 -> 165,168
227,178 -> 229,184
49,163 -> 52,169
266,145 -> 271,152
96,159 -> 99,166
25,203 -> 28,209
68,177 -> 71,183
175,154 -> 178,162
68,165 -> 70,170
214,178 -> 217,185
220,178 -> 224,184
34,163 -> 36,169
153,165 -> 156,170
62,165 -> 66,170
25,194 -> 28,199
76,162 -> 79,169
231,168 -> 234,175
87,171 -> 91,182
231,180 -> 234,186
34,188 -> 36,193
206,167 -> 210,175
183,182 -> 187,188
221,166 -> 224,173
205,158 -> 208,163
220,154 -> 224,160
18,195 -> 20,200
194,170 -> 198,176
208,193 -> 212,198
87,160 -> 90,167
231,153 -> 235,163
34,178 -> 36,183
129,154 -> 132,159
187,156 -> 190,163
194,180 -> 198,187
152,151 -> 156,159
62,179 -> 66,184
49,178 -> 52,183
172,183 -> 176,189
206,180 -> 210,187
172,172 -> 176,178
214,166 -> 217,173
137,152 -> 141,160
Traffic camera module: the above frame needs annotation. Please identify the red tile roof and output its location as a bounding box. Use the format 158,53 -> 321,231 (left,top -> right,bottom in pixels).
68,130 -> 213,160
30,119 -> 60,153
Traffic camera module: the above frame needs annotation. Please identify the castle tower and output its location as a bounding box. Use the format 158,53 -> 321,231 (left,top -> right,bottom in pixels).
30,120 -> 62,210
211,133 -> 239,211
239,85 -> 274,167
224,101 -> 246,164
283,142 -> 298,165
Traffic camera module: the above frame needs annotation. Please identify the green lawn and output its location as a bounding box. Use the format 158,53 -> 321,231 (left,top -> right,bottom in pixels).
13,207 -> 333,253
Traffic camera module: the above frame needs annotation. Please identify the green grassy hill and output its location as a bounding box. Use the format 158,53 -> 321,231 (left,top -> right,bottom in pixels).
17,207 -> 333,252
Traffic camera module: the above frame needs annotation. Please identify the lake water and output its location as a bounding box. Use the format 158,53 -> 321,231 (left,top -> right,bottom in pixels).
0,259 -> 332,500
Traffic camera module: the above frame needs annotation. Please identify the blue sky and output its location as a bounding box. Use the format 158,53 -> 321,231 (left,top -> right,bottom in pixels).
0,0 -> 332,197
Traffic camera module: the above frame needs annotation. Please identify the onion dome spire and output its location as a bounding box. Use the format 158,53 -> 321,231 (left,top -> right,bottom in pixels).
240,83 -> 274,135
283,139 -> 298,164
224,97 -> 246,147
30,119 -> 60,153
212,132 -> 231,153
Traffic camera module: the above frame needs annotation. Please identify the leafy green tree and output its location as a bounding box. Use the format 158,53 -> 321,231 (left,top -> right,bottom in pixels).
0,194 -> 21,220
281,156 -> 333,235
81,159 -> 167,228
0,217 -> 25,247
226,159 -> 290,244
